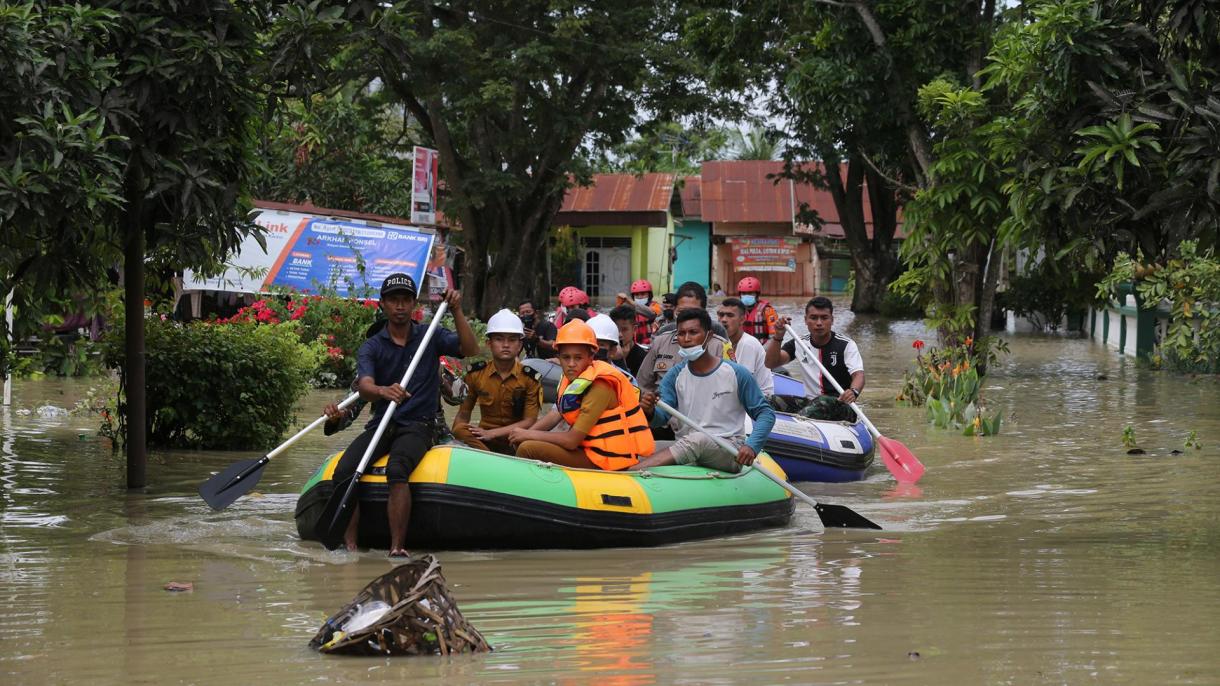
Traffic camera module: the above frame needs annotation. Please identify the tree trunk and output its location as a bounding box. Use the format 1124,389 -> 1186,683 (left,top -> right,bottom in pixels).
822,159 -> 900,313
463,199 -> 562,319
124,216 -> 147,489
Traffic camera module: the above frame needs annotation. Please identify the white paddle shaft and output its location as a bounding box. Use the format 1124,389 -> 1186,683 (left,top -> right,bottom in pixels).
266,392 -> 360,460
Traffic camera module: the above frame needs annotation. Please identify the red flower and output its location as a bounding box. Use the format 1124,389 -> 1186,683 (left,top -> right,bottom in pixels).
913,340 -> 925,350
290,305 -> 307,320
326,346 -> 344,359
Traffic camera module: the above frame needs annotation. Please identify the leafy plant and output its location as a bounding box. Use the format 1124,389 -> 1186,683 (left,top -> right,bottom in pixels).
897,336 -> 1007,436
1184,430 -> 1201,451
1122,425 -> 1137,450
101,317 -> 324,450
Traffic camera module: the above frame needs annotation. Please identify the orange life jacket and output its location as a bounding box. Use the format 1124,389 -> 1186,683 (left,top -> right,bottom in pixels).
557,360 -> 655,470
742,299 -> 776,342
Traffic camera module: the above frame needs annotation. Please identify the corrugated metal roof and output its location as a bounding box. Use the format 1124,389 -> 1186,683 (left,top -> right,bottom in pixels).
679,175 -> 702,217
559,173 -> 676,213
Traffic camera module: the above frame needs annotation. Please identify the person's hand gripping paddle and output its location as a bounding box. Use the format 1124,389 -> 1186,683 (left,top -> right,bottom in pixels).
789,335 -> 925,483
314,301 -> 449,550
198,391 -> 360,510
655,399 -> 881,530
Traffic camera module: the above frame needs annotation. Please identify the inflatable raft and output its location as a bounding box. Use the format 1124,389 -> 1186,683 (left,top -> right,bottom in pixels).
295,446 -> 794,550
525,359 -> 874,483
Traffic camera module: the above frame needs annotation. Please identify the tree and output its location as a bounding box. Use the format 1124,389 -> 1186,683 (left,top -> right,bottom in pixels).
899,0 -> 1220,344
687,0 -> 997,313
727,125 -> 783,161
263,1 -> 722,316
592,120 -> 728,175
1,2 -> 265,486
253,90 -> 421,218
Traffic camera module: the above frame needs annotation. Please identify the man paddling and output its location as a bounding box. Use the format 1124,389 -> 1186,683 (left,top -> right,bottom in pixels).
764,296 -> 865,413
333,274 -> 479,556
633,308 -> 775,473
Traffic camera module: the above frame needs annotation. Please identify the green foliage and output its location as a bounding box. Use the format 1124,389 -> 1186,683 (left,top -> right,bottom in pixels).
897,336 -> 1007,436
1,0 -> 265,371
101,318 -> 325,450
594,121 -> 728,175
1122,424 -> 1137,450
219,294 -> 380,387
12,337 -> 107,378
264,1 -> 721,315
1102,240 -> 1220,373
999,259 -> 1103,331
253,92 -> 419,217
1184,430 -> 1201,451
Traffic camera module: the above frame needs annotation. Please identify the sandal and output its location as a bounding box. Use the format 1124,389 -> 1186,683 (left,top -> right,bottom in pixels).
388,549 -> 410,559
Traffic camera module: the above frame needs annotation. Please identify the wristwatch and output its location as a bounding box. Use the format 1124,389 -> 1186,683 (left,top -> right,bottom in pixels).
846,387 -> 860,397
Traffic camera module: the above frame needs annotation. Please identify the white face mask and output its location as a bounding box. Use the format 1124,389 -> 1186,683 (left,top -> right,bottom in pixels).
634,297 -> 649,306
677,343 -> 705,361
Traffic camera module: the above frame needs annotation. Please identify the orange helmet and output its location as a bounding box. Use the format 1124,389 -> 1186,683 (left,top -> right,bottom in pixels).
630,279 -> 653,295
555,320 -> 598,351
559,286 -> 582,307
737,276 -> 761,293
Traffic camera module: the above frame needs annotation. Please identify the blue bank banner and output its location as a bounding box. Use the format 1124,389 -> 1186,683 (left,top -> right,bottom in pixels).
183,208 -> 436,298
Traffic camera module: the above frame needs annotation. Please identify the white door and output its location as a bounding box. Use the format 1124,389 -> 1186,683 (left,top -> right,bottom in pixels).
601,247 -> 631,301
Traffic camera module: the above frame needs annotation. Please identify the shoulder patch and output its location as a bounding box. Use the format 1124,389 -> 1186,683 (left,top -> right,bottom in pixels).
467,360 -> 487,374
521,365 -> 540,381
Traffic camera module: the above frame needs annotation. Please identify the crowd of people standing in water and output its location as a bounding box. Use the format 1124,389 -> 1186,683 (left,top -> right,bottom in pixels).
322,273 -> 866,554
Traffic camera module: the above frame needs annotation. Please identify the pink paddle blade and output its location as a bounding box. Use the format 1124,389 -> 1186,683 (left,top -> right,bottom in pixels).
878,436 -> 925,484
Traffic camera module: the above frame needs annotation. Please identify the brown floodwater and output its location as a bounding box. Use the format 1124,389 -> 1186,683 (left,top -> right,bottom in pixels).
2,304 -> 1218,684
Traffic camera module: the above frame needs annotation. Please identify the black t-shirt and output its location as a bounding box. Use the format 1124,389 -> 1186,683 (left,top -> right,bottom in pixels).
621,343 -> 649,377
523,319 -> 557,358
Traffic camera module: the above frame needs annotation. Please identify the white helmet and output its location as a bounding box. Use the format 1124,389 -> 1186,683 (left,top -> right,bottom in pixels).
587,314 -> 620,344
486,308 -> 524,337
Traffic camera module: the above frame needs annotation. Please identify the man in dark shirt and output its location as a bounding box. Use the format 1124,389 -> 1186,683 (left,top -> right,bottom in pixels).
518,299 -> 557,359
334,273 -> 479,556
609,304 -> 649,377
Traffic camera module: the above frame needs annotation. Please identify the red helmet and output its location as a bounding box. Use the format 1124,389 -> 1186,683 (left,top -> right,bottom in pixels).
559,286 -> 582,307
737,276 -> 762,294
575,288 -> 590,305
630,279 -> 653,295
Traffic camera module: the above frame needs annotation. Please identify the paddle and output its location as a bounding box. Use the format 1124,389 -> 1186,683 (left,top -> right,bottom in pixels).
655,399 -> 881,530
788,334 -> 926,484
314,301 -> 450,550
198,391 -> 361,511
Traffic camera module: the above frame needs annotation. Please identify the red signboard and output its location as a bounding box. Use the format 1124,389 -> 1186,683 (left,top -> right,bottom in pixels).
729,236 -> 799,272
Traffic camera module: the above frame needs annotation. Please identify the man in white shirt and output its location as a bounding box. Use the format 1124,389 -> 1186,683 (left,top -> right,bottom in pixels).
716,297 -> 775,396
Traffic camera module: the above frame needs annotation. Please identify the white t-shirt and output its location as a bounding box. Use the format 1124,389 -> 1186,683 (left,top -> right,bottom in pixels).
729,332 -> 774,396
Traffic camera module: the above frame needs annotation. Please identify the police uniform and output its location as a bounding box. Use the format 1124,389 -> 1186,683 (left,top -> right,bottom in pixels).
452,359 -> 542,454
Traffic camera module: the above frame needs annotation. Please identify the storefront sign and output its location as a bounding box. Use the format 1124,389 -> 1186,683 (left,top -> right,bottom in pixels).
730,236 -> 799,272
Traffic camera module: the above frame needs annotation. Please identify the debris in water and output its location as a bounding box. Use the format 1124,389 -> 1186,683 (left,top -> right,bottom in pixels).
36,405 -> 69,419
311,554 -> 491,656
908,651 -> 921,660
164,581 -> 194,592
1126,448 -> 1146,455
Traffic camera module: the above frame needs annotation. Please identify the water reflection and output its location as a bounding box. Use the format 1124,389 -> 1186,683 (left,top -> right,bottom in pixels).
1,320 -> 1218,683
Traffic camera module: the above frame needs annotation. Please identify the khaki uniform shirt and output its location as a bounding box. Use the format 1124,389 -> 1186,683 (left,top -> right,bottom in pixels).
458,360 -> 542,429
636,331 -> 734,393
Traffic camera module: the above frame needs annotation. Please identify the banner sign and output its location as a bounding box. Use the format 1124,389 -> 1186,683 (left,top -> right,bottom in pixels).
182,208 -> 435,298
411,146 -> 439,225
730,236 -> 799,272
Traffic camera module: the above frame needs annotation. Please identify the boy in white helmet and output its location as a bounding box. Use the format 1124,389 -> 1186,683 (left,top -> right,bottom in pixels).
587,313 -> 633,376
451,309 -> 542,455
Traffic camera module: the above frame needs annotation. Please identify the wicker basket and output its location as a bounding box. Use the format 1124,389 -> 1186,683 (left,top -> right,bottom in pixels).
310,555 -> 491,656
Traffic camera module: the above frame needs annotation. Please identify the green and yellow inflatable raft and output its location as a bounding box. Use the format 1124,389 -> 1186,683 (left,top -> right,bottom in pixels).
295,446 -> 794,550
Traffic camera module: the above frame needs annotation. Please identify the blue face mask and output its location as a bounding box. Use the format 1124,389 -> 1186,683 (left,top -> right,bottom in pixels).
677,344 -> 705,361
741,294 -> 757,307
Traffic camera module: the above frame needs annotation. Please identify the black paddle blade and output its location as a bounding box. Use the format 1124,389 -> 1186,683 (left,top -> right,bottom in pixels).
198,457 -> 268,511
314,475 -> 359,550
815,503 -> 883,530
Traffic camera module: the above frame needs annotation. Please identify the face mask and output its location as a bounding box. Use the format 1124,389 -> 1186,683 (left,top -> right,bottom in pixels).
634,297 -> 649,306
741,295 -> 757,307
677,344 -> 705,361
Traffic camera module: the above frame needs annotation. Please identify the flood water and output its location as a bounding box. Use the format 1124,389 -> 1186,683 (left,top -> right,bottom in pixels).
2,304 -> 1218,684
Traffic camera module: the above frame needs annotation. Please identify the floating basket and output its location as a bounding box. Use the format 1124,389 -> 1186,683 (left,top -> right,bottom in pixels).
310,555 -> 491,656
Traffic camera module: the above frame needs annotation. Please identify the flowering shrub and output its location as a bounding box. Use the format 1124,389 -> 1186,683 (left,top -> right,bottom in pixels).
101,317 -> 325,450
897,336 -> 1007,436
219,294 -> 379,386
